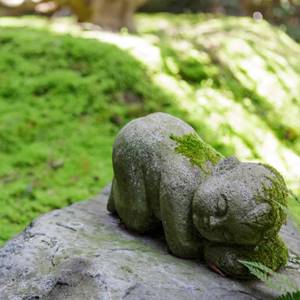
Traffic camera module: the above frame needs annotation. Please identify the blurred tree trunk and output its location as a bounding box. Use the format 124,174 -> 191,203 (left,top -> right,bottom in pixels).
52,0 -> 91,22
0,0 -> 38,16
52,0 -> 147,30
90,0 -> 146,31
140,0 -> 206,13
0,0 -> 147,31
240,0 -> 281,20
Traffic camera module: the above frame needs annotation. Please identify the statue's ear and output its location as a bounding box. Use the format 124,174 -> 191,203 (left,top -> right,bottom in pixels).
245,203 -> 272,227
213,156 -> 240,175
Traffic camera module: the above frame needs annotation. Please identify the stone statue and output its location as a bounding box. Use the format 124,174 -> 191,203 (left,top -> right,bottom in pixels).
107,112 -> 289,278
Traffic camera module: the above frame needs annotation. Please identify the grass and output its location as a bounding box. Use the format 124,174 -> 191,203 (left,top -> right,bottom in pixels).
0,14 -> 300,244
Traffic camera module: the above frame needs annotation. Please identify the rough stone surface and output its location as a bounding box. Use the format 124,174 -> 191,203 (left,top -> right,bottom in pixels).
0,186 -> 299,300
108,112 -> 289,277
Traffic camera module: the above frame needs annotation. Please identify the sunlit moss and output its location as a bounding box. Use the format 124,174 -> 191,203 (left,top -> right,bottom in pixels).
0,13 -> 300,244
0,27 -> 171,245
171,133 -> 223,174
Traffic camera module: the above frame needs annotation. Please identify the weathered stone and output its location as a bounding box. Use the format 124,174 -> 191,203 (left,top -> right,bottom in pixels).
0,186 -> 299,300
108,112 -> 289,277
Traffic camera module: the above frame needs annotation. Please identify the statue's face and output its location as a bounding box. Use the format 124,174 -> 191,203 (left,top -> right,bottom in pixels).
193,159 -> 278,245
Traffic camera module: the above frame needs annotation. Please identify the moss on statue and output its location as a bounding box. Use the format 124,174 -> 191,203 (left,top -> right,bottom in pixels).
204,235 -> 288,278
171,133 -> 223,174
242,235 -> 288,272
170,133 -> 289,277
256,163 -> 288,240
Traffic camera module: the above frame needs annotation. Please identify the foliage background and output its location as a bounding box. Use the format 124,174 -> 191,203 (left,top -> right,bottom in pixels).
0,13 -> 300,245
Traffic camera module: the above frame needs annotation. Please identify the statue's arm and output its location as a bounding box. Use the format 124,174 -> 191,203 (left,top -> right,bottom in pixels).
160,159 -> 203,258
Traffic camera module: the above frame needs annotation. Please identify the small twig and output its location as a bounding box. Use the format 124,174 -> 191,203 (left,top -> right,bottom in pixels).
207,261 -> 226,277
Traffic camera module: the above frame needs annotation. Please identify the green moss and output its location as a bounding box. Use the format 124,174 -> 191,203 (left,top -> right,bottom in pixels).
171,133 -> 224,174
262,164 -> 289,206
0,27 -> 172,245
1,13 -> 300,245
242,235 -> 288,272
177,57 -> 212,83
256,164 -> 288,239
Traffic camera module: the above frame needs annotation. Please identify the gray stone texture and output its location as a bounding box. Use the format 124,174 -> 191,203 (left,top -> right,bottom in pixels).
108,112 -> 205,258
0,185 -> 299,300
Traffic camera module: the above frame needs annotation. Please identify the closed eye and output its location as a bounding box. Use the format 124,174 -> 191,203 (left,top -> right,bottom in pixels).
240,221 -> 265,230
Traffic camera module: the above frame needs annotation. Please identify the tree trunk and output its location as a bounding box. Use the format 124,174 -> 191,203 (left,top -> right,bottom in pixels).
90,0 -> 147,31
0,0 -> 147,31
52,0 -> 91,22
52,0 -> 147,31
0,0 -> 60,16
0,0 -> 37,16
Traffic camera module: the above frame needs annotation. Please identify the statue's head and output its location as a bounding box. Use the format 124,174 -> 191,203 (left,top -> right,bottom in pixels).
192,157 -> 288,245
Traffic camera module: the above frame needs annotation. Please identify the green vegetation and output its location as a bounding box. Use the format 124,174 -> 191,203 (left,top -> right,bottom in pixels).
239,260 -> 299,299
241,236 -> 288,273
0,14 -> 300,244
257,164 -> 289,238
171,133 -> 223,174
0,27 -> 172,243
277,291 -> 300,300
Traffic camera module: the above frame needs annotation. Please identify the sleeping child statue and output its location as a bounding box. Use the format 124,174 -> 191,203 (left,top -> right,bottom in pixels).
107,112 -> 289,278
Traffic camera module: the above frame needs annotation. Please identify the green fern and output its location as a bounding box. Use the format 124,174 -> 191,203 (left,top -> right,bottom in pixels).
277,291 -> 300,300
239,260 -> 299,298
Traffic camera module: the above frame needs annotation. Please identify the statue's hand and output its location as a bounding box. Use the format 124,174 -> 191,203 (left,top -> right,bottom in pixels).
203,235 -> 288,279
203,242 -> 250,278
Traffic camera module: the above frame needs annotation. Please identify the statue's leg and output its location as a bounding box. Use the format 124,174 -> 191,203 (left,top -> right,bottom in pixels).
113,163 -> 159,234
160,178 -> 202,259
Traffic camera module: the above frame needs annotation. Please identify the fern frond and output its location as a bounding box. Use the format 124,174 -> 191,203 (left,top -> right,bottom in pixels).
276,290 -> 300,300
239,260 -> 274,276
239,260 -> 299,294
